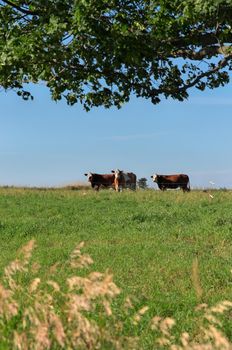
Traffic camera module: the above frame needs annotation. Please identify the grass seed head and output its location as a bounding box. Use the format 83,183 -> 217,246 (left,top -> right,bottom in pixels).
29,278 -> 41,293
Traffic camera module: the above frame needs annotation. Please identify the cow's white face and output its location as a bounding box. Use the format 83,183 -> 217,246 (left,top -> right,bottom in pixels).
114,169 -> 122,179
85,172 -> 93,182
151,174 -> 158,182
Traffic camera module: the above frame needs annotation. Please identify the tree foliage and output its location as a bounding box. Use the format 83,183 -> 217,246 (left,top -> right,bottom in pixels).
1,0 -> 232,110
137,178 -> 148,189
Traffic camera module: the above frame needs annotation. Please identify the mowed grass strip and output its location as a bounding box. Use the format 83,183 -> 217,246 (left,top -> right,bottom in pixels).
0,187 -> 232,348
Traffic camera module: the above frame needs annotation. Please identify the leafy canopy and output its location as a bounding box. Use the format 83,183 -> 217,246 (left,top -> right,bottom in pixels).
1,0 -> 232,110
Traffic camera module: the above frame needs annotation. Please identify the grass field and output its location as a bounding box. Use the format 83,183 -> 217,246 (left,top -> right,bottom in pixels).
0,187 -> 232,349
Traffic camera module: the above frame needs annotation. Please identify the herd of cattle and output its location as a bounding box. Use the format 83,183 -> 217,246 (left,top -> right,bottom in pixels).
84,170 -> 191,192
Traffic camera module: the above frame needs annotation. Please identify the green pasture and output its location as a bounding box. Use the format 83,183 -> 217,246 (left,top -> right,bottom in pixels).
0,187 -> 232,348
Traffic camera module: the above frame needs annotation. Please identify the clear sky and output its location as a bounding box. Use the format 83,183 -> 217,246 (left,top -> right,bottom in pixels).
1,82 -> 232,189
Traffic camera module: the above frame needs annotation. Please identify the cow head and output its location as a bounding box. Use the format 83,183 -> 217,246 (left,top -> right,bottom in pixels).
112,169 -> 123,180
112,169 -> 124,192
151,174 -> 158,182
84,172 -> 93,182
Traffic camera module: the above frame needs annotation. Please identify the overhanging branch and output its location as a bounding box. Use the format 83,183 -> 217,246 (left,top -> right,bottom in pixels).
1,0 -> 39,15
179,54 -> 232,92
171,45 -> 232,60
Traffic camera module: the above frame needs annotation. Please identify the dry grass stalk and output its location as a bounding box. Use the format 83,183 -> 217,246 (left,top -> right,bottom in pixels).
4,240 -> 36,290
151,316 -> 176,345
124,296 -> 133,310
49,311 -> 66,347
70,242 -> 93,269
133,306 -> 149,325
29,278 -> 41,293
0,240 -> 135,350
1,240 -> 232,350
33,322 -> 51,350
0,283 -> 18,319
151,301 -> 232,350
192,257 -> 203,300
13,331 -> 28,350
47,280 -> 60,292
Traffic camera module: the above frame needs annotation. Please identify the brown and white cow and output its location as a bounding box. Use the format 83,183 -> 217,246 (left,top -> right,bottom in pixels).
84,172 -> 115,191
111,169 -> 137,192
151,174 -> 190,192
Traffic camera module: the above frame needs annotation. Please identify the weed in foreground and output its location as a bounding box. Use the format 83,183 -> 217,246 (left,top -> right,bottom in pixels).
0,240 -> 232,349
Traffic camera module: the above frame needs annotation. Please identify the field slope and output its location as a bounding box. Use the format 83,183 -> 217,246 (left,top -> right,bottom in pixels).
0,187 -> 232,348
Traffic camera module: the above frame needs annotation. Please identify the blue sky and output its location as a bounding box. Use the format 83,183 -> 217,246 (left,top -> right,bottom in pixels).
1,83 -> 232,188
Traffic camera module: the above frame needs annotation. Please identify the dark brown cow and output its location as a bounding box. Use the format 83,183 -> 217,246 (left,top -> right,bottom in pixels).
84,172 -> 115,191
151,174 -> 190,192
111,169 -> 137,192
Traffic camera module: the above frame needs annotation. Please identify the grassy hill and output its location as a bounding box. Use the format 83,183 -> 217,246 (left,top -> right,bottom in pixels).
0,187 -> 232,349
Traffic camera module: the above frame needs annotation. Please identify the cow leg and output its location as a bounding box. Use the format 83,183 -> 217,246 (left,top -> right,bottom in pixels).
182,187 -> 188,192
182,186 -> 190,192
92,184 -> 99,191
130,183 -> 136,191
115,181 -> 123,192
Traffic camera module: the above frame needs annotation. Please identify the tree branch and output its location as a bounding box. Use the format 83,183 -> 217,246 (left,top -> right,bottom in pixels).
169,32 -> 232,50
179,54 -> 232,92
1,0 -> 39,15
171,45 -> 232,60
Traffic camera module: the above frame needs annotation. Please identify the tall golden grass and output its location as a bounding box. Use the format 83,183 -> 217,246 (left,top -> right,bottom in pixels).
0,241 -> 232,349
